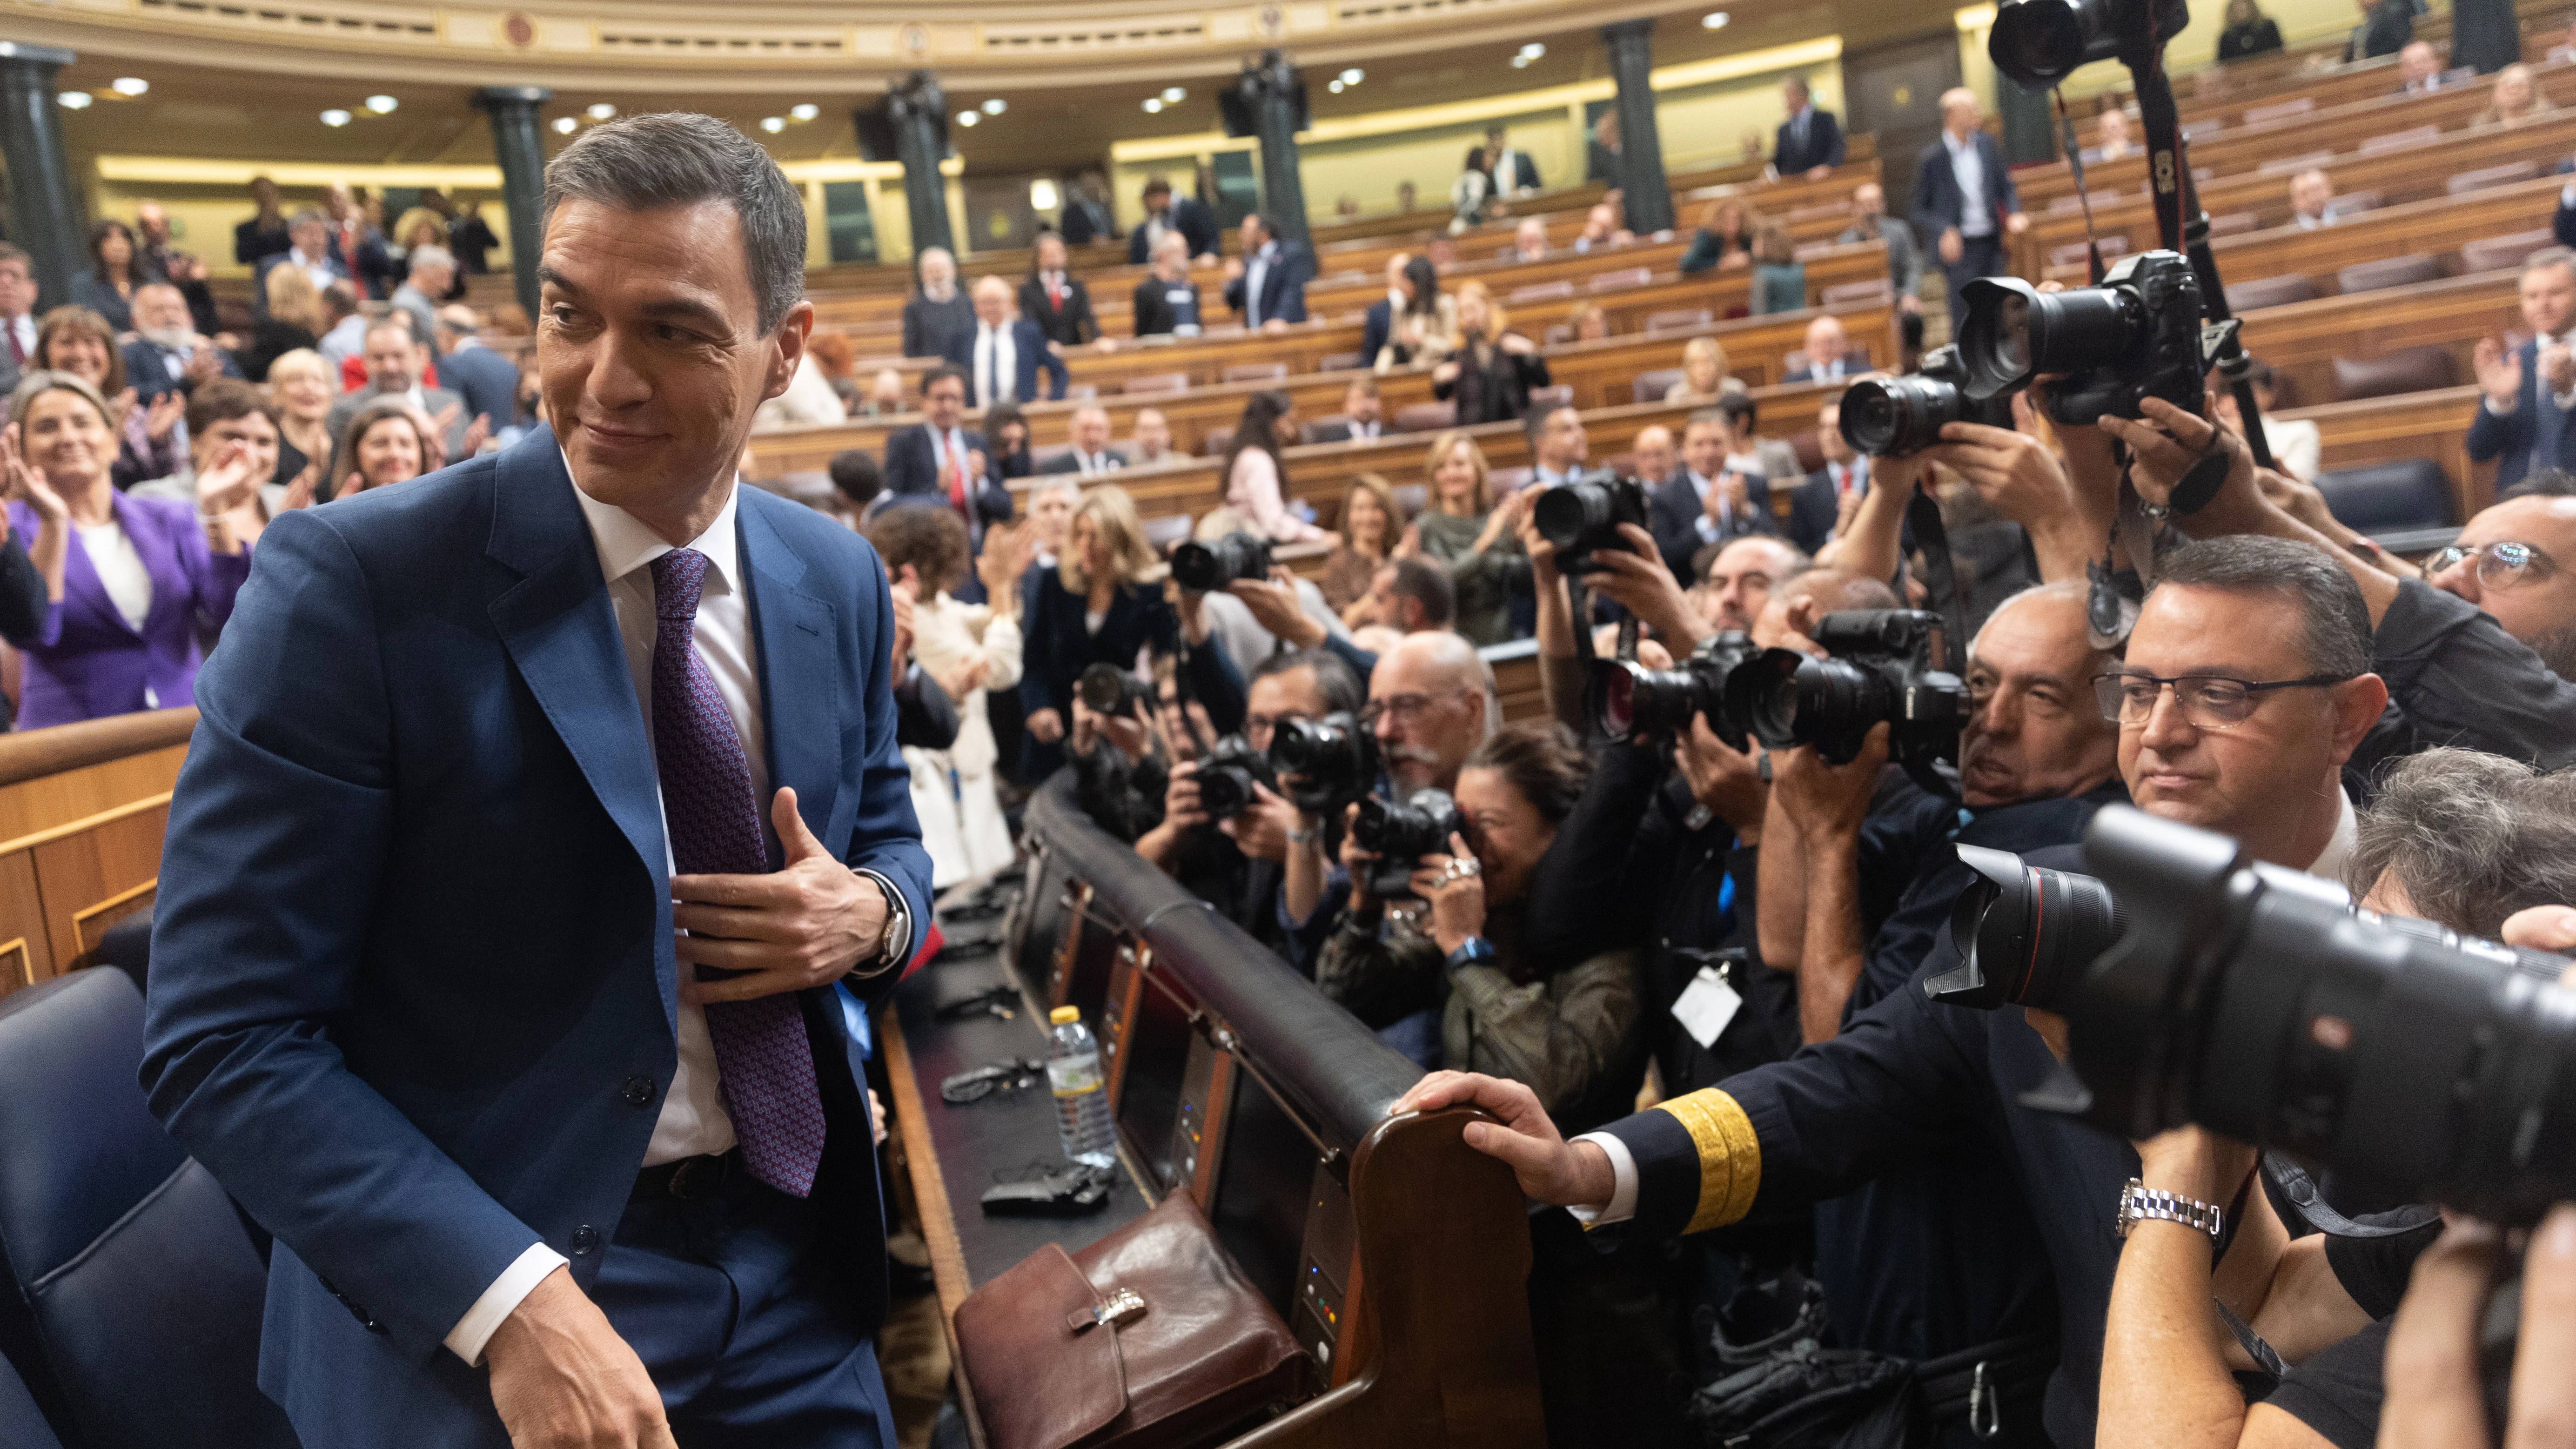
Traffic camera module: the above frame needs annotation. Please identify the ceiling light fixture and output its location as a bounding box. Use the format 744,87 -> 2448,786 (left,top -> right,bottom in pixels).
586,102 -> 617,120
552,116 -> 578,134
322,108 -> 352,127
1162,86 -> 1185,102
1030,179 -> 1060,211
1340,67 -> 1363,83
1519,42 -> 1546,59
57,92 -> 91,110
1142,97 -> 1163,113
110,77 -> 148,97
364,94 -> 397,114
760,116 -> 785,133
1702,10 -> 1730,25
980,98 -> 1006,115
1510,55 -> 1531,67
956,110 -> 980,127
1328,79 -> 1344,93
790,103 -> 819,121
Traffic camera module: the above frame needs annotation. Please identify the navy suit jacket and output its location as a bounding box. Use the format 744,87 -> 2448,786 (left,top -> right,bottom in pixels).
883,423 -> 1016,527
941,318 -> 1069,404
1649,469 -> 1775,579
120,338 -> 243,403
1912,130 -> 2020,245
1361,299 -> 1393,368
140,430 -> 931,1447
436,342 -> 523,432
1127,199 -> 1221,265
2465,336 -> 2576,492
1774,108 -> 1847,174
1224,242 -> 1313,325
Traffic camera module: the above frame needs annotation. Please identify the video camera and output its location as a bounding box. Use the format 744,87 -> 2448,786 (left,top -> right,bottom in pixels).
1532,476 -> 1654,575
1588,631 -> 1758,749
1729,610 -> 1969,771
1170,531 -> 1275,592
1949,806 -> 2576,1227
1077,662 -> 1154,717
1192,735 -> 1276,821
1268,711 -> 1379,817
1837,346 -> 2014,459
1351,788 -> 1466,899
1954,251 -> 2234,429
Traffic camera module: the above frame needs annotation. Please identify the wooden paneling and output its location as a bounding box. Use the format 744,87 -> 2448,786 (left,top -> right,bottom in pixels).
0,852 -> 52,993
27,798 -> 169,972
0,709 -> 195,997
2043,174 -> 2570,286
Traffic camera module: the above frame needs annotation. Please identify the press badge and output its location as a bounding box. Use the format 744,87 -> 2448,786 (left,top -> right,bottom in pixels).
1672,964 -> 1743,1049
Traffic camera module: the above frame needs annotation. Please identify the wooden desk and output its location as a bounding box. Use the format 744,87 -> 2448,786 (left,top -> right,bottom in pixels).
2042,173 -> 2569,286
0,708 -> 195,999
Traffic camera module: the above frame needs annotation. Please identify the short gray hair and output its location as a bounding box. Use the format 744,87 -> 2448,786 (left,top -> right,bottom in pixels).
2349,748 -> 2576,935
407,244 -> 454,278
2151,535 -> 2372,679
542,112 -> 806,333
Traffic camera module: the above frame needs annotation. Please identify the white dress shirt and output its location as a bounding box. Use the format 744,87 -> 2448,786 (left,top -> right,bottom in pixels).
1073,449 -> 1120,476
1569,787 -> 2360,1225
973,322 -> 1018,408
1495,147 -> 1529,197
1944,130 -> 1993,237
288,244 -> 338,295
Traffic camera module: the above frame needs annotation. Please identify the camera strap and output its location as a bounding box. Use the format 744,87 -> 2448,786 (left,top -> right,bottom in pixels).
1904,484 -> 1968,678
2053,91 -> 2112,287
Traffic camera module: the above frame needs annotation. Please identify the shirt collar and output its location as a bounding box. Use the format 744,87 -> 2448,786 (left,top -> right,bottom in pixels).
567,447 -> 744,603
1945,129 -> 1977,155
2308,786 -> 2359,883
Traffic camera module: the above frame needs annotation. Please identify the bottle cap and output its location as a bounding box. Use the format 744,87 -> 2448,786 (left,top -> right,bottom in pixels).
1050,1006 -> 1080,1024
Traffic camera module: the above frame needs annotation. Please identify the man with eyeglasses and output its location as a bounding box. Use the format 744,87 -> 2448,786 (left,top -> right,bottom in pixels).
1365,631 -> 1494,796
2421,474 -> 2576,677
1401,538 -> 2402,1449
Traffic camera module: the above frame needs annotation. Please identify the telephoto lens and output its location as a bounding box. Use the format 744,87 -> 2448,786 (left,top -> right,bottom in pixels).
1956,252 -> 2220,426
1076,662 -> 1151,716
1726,610 -> 1969,766
1925,844 -> 2127,1009
1191,735 -> 1275,820
1531,476 -> 1653,574
1351,788 -> 1466,898
1837,346 -> 2016,458
1586,631 -> 1758,746
1268,711 -> 1380,815
1170,531 -> 1276,592
2053,805 -> 2576,1226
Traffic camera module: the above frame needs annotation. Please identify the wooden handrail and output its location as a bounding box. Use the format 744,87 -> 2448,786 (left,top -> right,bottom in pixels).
0,709 -> 195,791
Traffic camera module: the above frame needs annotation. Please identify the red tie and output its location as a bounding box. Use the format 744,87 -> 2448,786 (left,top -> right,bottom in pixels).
4,322 -> 22,367
1048,276 -> 1064,309
943,433 -> 967,514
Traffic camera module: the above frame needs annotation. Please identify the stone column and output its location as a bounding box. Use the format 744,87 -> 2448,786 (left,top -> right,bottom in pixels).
475,86 -> 553,320
1241,50 -> 1310,246
885,72 -> 955,258
0,44 -> 85,309
1601,21 -> 1673,235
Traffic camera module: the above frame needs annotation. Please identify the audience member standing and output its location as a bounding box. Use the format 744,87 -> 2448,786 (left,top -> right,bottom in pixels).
445,194 -> 500,275
1773,76 -> 1846,178
1376,256 -> 1456,373
1128,176 -> 1220,265
1483,124 -> 1542,198
1839,182 -> 1925,335
323,181 -> 389,298
256,210 -> 353,321
1131,233 -> 1203,337
1915,88 -> 2027,325
2352,0 -> 2416,62
389,246 -> 455,354
235,175 -> 293,267
71,220 -> 146,333
868,505 -> 1027,886
2469,250 -> 2576,492
1586,111 -> 1623,185
1432,283 -> 1549,425
0,371 -> 255,726
1019,232 -> 1102,348
2217,0 -> 2283,60
1224,214 -> 1312,330
1019,484 -> 1178,778
1408,430 -> 1530,646
0,245 -> 40,400
263,348 -> 335,496
949,277 -> 1067,407
1219,390 -> 1330,543
1058,174 -> 1117,247
1451,148 -> 1495,233
901,247 -> 973,362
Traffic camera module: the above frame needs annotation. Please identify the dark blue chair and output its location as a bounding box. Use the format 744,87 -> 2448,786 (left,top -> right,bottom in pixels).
2314,458 -> 2454,543
0,1352 -> 65,1449
0,968 -> 297,1449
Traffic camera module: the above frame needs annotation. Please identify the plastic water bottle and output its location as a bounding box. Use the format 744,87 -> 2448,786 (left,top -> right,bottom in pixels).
1046,1006 -> 1119,1169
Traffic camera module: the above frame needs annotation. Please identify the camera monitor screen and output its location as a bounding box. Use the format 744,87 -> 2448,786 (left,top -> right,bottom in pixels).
1209,1063 -> 1320,1316
1114,973 -> 1195,1191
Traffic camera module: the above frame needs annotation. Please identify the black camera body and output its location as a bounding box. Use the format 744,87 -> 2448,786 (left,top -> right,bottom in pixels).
1352,788 -> 1465,899
1837,346 -> 2016,458
1729,610 -> 1970,768
1077,662 -> 1153,716
1532,475 -> 1653,575
1268,711 -> 1379,817
1588,630 -> 1758,748
1959,252 -> 2226,428
1192,734 -> 1275,820
2037,806 -> 2576,1226
1171,531 -> 1275,592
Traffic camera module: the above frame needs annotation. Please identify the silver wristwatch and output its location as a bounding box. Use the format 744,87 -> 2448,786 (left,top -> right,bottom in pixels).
2113,1176 -> 2225,1244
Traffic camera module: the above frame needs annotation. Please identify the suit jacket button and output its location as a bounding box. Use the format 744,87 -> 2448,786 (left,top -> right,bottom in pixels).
621,1076 -> 654,1107
571,1224 -> 600,1256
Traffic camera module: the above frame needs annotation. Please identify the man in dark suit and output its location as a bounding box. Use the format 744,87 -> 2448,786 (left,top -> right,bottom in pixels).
235,174 -> 293,267
1914,88 -> 2029,327
0,245 -> 35,402
1222,213 -> 1312,330
1635,424 -> 1708,579
884,365 -> 1016,578
1057,173 -> 1118,247
1304,378 -> 1386,444
1484,124 -> 1542,198
2349,0 -> 2415,60
1127,176 -> 1220,265
434,303 -> 524,436
1360,252 -> 1408,367
1037,404 -> 1126,477
1782,315 -> 1858,385
1786,398 -> 1871,554
944,276 -> 1068,407
252,210 -> 355,321
1130,233 -> 1204,337
2469,252 -> 2576,493
1585,111 -> 1622,186
142,113 -> 927,1449
1018,231 -> 1101,348
1772,76 -> 1847,178
122,282 -> 242,403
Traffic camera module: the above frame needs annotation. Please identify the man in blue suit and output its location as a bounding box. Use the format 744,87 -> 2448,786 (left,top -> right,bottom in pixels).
2468,251 -> 2576,493
1360,251 -> 1409,369
141,113 -> 929,1449
433,302 -> 524,436
943,275 -> 1068,408
1127,176 -> 1220,266
1772,76 -> 1846,178
1222,213 -> 1312,330
1913,88 -> 2028,327
882,365 -> 1015,604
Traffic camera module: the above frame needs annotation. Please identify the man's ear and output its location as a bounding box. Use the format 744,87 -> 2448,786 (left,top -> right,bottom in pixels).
762,299 -> 816,403
2327,671 -> 2391,765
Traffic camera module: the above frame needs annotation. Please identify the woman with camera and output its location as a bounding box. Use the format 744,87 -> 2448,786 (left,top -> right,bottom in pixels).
1019,484 -> 1178,780
1403,430 -> 1532,646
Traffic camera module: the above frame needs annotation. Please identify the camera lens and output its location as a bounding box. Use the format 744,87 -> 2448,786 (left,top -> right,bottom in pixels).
1077,663 -> 1135,714
1170,532 -> 1271,592
1733,649 -> 1887,761
1961,276 -> 2142,399
1927,845 -> 2128,1010
1169,542 -> 1221,592
1352,789 -> 1462,861
1586,658 -> 1702,743
1269,717 -> 1345,773
1990,0 -> 2115,87
1533,483 -> 1613,552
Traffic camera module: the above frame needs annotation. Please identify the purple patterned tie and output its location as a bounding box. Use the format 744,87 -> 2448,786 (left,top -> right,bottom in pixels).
649,548 -> 826,1197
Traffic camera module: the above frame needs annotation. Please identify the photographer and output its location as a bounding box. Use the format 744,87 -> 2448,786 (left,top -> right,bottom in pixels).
2097,749 -> 2576,1449
1400,534 -> 2398,1449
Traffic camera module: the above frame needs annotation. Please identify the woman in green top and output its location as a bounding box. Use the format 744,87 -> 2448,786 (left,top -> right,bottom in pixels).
1403,429 -> 1531,646
1748,217 -> 1808,315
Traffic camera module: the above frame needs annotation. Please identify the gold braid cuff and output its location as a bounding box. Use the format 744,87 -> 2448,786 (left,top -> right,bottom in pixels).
1654,1089 -> 1762,1235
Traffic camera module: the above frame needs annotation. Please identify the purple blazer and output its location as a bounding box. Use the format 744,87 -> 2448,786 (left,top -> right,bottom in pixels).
5,492 -> 251,728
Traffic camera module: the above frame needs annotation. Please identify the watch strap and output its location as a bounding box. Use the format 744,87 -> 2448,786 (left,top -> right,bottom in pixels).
2116,1176 -> 2225,1243
850,867 -> 913,977
1445,935 -> 1497,971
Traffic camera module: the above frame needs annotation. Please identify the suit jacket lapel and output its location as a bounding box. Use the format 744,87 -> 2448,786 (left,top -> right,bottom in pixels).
483,433 -> 670,918
739,492 -> 842,846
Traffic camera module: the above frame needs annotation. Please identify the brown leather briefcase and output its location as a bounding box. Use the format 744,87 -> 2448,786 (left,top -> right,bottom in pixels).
952,1189 -> 1310,1449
